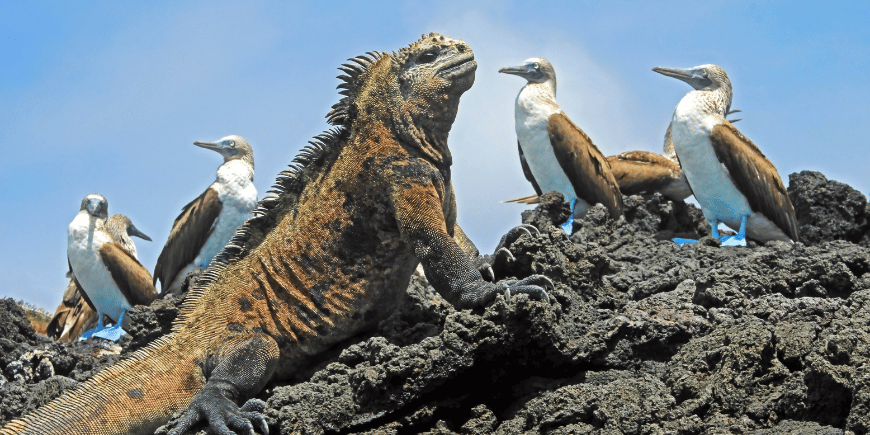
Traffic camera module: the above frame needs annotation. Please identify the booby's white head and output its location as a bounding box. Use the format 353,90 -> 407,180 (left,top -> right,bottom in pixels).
499,57 -> 557,95
194,135 -> 254,169
653,64 -> 733,116
78,194 -> 109,219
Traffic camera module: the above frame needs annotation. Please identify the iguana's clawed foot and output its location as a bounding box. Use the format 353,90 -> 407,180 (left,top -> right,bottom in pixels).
168,388 -> 268,435
501,275 -> 555,304
488,224 -> 538,273
494,225 -> 539,253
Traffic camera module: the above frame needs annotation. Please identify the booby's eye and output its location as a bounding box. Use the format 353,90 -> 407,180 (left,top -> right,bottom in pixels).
701,70 -> 708,78
417,51 -> 438,64
230,141 -> 236,147
533,63 -> 540,69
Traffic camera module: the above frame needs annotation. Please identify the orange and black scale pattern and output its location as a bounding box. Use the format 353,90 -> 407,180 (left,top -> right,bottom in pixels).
0,33 -> 514,435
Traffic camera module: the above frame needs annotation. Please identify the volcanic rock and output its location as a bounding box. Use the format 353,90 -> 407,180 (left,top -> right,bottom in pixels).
3,171 -> 870,434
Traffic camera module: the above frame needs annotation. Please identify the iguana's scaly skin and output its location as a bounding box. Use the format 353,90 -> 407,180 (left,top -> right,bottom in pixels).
1,33 -> 552,435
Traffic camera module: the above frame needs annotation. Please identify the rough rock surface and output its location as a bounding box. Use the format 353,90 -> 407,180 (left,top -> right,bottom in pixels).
3,171 -> 870,434
788,170 -> 870,247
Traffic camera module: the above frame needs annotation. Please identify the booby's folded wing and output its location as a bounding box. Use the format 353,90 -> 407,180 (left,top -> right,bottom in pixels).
518,141 -> 543,196
99,243 -> 159,307
154,187 -> 222,289
607,151 -> 682,196
47,279 -> 98,342
547,112 -> 624,218
709,122 -> 800,242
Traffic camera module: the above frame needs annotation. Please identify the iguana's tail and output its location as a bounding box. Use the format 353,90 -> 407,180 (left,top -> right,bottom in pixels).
0,336 -> 203,435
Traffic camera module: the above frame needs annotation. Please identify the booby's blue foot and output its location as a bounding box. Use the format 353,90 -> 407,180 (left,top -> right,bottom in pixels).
710,218 -> 721,240
79,313 -> 105,341
721,215 -> 748,247
672,238 -> 698,246
560,198 -> 577,234
79,310 -> 126,341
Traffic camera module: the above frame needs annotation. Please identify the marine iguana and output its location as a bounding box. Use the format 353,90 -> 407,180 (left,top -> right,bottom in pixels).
1,32 -> 553,435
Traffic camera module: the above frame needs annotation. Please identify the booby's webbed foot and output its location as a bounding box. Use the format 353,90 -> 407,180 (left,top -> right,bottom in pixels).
168,390 -> 268,435
90,310 -> 127,341
560,198 -> 577,234
79,312 -> 106,341
721,215 -> 748,247
672,238 -> 698,246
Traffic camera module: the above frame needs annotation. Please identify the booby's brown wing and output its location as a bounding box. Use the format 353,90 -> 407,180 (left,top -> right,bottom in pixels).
547,112 -> 624,218
607,151 -> 682,196
99,243 -> 159,307
153,187 -> 222,289
709,122 -> 800,242
518,141 -> 543,196
47,279 -> 98,342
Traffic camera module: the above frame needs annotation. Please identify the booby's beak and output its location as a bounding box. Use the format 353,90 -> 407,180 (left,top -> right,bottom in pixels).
652,66 -> 711,90
499,64 -> 536,79
127,224 -> 151,242
84,196 -> 107,218
652,67 -> 697,83
194,140 -> 236,159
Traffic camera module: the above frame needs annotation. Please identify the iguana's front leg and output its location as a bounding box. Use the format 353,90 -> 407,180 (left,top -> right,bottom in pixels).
392,173 -> 553,309
168,333 -> 279,435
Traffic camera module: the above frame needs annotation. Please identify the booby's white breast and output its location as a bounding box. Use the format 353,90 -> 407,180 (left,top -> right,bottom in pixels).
67,213 -> 130,321
514,85 -> 578,201
194,159 -> 257,269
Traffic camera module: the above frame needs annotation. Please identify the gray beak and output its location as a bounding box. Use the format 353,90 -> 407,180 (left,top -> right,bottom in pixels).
194,141 -> 223,152
652,67 -> 697,84
499,64 -> 534,78
85,198 -> 106,217
127,224 -> 151,242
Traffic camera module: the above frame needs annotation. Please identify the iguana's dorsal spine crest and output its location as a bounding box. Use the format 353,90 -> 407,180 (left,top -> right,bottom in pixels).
328,51 -> 384,127
170,45 -> 395,333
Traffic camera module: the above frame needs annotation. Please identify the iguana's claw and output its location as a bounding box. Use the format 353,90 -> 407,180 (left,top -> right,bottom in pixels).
495,224 -> 539,252
502,275 -> 554,304
169,389 -> 268,435
478,262 -> 496,282
494,247 -> 515,263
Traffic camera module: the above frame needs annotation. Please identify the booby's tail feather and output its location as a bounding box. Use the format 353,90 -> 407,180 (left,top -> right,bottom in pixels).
502,194 -> 540,204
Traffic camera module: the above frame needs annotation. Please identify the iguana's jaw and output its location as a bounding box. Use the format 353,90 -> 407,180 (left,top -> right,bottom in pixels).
438,53 -> 476,80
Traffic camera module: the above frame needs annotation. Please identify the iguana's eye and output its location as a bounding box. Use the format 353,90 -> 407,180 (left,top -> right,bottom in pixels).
417,51 -> 438,64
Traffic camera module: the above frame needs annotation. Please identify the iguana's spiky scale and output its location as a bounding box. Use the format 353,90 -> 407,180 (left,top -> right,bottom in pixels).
1,32 -> 552,435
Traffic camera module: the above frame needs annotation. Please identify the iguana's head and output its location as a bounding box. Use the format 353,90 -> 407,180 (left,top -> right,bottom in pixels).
327,32 -> 476,166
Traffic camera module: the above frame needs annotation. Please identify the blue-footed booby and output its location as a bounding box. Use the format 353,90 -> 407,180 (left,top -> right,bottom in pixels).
653,64 -> 799,245
67,195 -> 159,341
500,58 -> 623,232
154,135 -> 257,295
49,214 -> 151,342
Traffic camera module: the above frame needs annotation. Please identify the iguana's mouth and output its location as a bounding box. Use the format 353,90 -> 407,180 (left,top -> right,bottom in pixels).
438,53 -> 476,79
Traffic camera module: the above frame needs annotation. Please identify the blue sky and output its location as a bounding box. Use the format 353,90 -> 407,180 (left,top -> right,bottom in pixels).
2,1 -> 868,310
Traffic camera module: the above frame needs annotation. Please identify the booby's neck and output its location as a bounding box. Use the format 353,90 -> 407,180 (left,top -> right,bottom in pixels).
515,81 -> 560,127
673,84 -> 731,124
216,159 -> 255,185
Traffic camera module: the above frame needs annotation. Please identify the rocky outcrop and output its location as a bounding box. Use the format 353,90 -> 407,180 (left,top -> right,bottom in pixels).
3,171 -> 870,434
